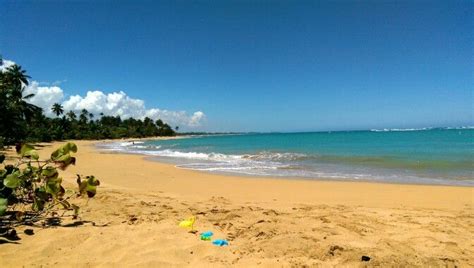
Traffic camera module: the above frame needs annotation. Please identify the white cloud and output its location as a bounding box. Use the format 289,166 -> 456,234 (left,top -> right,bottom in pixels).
0,59 -> 15,72
50,89 -> 206,128
61,90 -> 206,128
190,111 -> 206,127
24,81 -> 64,116
1,58 -> 206,129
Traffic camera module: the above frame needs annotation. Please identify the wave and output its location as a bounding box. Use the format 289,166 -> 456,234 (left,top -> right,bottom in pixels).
445,126 -> 474,130
370,126 -> 474,132
370,127 -> 433,132
119,141 -> 145,146
109,142 -> 311,163
146,149 -> 241,160
242,151 -> 309,161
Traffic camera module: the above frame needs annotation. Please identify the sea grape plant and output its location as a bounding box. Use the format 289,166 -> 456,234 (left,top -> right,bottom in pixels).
0,142 -> 99,225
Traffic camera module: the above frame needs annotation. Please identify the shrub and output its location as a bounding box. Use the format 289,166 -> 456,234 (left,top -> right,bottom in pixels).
0,142 -> 99,236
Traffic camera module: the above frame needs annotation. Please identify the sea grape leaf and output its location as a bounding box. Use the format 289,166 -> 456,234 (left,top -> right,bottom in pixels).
45,176 -> 62,197
56,155 -> 76,170
51,143 -> 77,170
77,175 -> 100,198
41,166 -> 58,178
54,154 -> 71,162
19,144 -> 34,156
87,175 -> 100,187
63,142 -> 78,153
4,171 -> 21,188
35,187 -> 50,201
86,176 -> 100,197
23,149 -> 39,160
20,144 -> 39,160
0,198 -> 7,215
78,180 -> 88,195
23,164 -> 38,176
51,142 -> 77,161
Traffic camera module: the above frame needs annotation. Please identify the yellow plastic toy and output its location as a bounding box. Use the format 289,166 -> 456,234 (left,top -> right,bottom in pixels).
179,216 -> 196,231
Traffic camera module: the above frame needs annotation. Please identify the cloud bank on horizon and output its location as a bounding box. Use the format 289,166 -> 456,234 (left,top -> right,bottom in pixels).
1,59 -> 206,129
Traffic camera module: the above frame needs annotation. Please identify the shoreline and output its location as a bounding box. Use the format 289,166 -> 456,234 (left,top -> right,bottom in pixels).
1,140 -> 473,267
97,139 -> 474,188
89,140 -> 472,210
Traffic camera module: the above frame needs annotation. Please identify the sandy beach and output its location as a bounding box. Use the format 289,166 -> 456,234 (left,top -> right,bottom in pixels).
1,140 -> 473,267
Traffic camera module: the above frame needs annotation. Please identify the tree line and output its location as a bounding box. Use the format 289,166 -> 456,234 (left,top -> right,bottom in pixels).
0,60 -> 176,146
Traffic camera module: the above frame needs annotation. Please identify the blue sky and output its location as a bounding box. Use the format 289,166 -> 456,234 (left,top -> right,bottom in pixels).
1,1 -> 472,132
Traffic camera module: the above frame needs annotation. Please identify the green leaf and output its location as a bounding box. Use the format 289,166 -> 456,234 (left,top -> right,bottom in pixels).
41,166 -> 58,178
20,144 -> 39,160
78,180 -> 88,194
53,154 -> 76,170
54,154 -> 71,162
45,176 -> 62,197
23,165 -> 36,176
20,144 -> 35,156
0,198 -> 7,216
23,149 -> 39,160
51,142 -> 77,161
63,142 -> 78,153
35,187 -> 50,201
87,175 -> 100,186
4,171 -> 21,188
77,175 -> 100,198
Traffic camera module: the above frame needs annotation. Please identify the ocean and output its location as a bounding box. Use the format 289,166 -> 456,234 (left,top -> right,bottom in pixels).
99,127 -> 474,186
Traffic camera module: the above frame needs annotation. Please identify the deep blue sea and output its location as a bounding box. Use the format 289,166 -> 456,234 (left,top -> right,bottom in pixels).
100,127 -> 474,186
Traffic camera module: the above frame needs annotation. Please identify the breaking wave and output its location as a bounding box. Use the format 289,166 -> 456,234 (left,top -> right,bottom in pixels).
370,126 -> 474,132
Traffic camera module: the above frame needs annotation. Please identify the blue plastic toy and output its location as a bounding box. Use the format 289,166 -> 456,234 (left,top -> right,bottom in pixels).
212,239 -> 229,246
200,231 -> 213,241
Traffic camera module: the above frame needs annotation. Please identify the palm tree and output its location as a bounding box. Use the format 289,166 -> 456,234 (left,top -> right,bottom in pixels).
51,103 -> 64,117
156,119 -> 164,127
3,64 -> 30,88
79,109 -> 89,123
8,80 -> 41,122
66,111 -> 77,121
0,64 -> 40,143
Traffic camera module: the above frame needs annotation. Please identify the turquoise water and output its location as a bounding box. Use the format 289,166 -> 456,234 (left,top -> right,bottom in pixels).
101,128 -> 474,186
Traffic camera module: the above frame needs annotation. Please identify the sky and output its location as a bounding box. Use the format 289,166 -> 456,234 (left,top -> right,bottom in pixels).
1,0 -> 472,132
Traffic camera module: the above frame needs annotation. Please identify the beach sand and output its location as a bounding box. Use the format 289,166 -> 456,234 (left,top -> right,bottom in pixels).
1,140 -> 473,267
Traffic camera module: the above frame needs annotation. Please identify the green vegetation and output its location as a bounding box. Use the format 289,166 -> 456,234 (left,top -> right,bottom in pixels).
0,142 -> 98,240
0,58 -> 175,145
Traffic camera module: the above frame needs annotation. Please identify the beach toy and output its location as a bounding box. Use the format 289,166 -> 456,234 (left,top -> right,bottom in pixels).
212,239 -> 229,246
200,231 -> 213,241
178,216 -> 196,231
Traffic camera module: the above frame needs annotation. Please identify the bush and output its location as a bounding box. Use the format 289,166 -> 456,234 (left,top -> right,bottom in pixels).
0,142 -> 99,237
